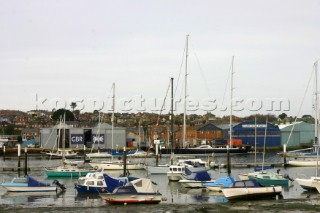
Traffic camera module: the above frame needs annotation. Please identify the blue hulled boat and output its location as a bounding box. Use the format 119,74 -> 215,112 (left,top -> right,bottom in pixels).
75,171 -> 136,193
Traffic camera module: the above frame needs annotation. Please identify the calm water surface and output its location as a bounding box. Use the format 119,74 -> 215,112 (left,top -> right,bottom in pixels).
1,151 -> 320,212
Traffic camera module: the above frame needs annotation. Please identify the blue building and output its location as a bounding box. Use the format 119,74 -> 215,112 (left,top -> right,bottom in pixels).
232,121 -> 281,147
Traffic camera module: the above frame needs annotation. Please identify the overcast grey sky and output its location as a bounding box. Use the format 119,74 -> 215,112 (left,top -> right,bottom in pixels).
0,0 -> 319,117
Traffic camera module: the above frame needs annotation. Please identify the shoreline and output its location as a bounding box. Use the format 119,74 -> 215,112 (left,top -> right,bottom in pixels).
0,198 -> 319,213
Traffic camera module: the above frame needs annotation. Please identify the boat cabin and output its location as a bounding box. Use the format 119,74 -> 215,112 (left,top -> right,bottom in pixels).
228,180 -> 262,188
168,165 -> 185,173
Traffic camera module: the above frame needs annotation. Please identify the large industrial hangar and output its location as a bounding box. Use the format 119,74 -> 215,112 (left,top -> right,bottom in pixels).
232,121 -> 281,147
40,123 -> 126,150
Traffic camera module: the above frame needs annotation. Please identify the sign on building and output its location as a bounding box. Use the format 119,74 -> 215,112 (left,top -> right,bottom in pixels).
92,134 -> 105,144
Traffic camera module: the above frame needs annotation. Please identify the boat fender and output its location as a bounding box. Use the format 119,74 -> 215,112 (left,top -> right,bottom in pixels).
101,188 -> 105,193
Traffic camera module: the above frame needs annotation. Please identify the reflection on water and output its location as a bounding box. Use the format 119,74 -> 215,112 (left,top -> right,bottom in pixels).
74,193 -> 105,207
0,190 -> 65,206
167,180 -> 227,203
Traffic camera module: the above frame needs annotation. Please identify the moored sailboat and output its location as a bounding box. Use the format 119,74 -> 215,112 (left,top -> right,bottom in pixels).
44,114 -> 95,177
294,62 -> 320,190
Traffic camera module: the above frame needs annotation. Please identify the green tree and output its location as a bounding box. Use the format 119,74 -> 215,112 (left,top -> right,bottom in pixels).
51,109 -> 75,121
4,125 -> 14,135
70,102 -> 77,111
73,110 -> 80,119
278,113 -> 287,120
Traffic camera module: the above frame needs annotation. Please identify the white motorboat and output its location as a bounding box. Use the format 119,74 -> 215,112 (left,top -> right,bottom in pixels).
167,165 -> 185,181
75,170 -> 133,193
221,179 -> 282,200
147,158 -> 209,175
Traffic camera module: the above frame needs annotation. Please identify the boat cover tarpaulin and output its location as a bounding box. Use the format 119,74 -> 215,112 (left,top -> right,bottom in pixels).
103,174 -> 126,193
185,168 -> 211,181
27,176 -> 51,187
185,167 -> 192,175
194,171 -> 211,181
128,178 -> 156,193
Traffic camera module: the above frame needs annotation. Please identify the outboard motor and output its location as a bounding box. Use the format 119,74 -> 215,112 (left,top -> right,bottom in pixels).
53,179 -> 67,191
283,174 -> 294,182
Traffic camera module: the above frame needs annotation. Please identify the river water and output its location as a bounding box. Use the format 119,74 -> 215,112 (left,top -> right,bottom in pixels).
1,152 -> 320,212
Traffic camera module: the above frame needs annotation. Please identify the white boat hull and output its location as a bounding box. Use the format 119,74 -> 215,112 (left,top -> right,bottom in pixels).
86,152 -> 112,158
205,186 -> 223,192
147,165 -> 169,174
167,173 -> 182,181
314,181 -> 320,193
2,186 -> 57,192
295,177 -> 320,190
89,162 -> 145,170
287,160 -> 320,167
222,186 -> 282,200
238,174 -> 250,181
179,180 -> 215,188
101,193 -> 163,204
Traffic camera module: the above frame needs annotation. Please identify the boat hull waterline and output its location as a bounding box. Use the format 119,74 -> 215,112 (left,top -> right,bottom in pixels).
101,194 -> 164,204
2,186 -> 57,192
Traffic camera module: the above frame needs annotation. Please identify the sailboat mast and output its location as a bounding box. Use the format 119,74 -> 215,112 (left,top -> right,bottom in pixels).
254,116 -> 257,168
62,113 -> 66,163
315,62 -> 318,148
171,77 -> 174,152
183,34 -> 189,148
229,56 -> 234,147
227,56 -> 234,176
315,61 -> 319,176
262,117 -> 268,170
112,83 -> 115,153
